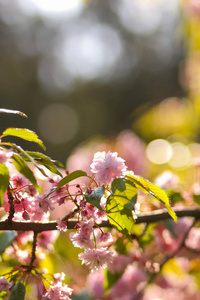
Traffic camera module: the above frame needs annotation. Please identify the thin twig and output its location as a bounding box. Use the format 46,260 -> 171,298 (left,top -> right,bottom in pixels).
61,207 -> 80,222
28,231 -> 38,271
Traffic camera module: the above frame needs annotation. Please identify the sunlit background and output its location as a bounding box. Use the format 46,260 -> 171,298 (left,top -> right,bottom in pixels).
3,1 -> 200,298
0,0 -> 197,176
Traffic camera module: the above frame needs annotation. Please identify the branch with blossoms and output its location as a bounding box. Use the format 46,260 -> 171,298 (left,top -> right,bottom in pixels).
0,109 -> 199,300
0,207 -> 199,232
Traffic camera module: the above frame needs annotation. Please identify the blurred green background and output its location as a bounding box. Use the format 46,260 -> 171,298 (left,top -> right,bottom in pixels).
0,0 -> 184,164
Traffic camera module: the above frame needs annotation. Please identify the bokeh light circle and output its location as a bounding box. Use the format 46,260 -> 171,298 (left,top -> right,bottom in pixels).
28,0 -> 83,14
146,139 -> 172,164
169,143 -> 191,169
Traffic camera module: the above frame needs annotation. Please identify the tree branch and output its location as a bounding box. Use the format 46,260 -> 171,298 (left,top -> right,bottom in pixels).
0,207 -> 200,232
6,186 -> 15,224
28,231 -> 38,271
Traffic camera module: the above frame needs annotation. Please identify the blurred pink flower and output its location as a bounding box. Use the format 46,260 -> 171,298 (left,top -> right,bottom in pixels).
109,264 -> 146,299
37,231 -> 59,249
86,270 -> 105,298
116,130 -> 147,175
42,282 -> 72,300
90,151 -> 127,185
53,272 -> 65,284
154,171 -> 179,190
185,227 -> 200,251
108,253 -> 132,274
185,0 -> 200,17
78,247 -> 113,272
0,276 -> 13,293
0,149 -> 13,164
66,130 -> 147,176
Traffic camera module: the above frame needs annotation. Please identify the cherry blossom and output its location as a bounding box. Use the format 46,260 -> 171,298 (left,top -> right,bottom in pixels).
41,282 -> 72,300
78,247 -> 113,272
36,195 -> 55,214
11,174 -> 28,189
69,220 -> 95,249
90,151 -> 127,185
56,218 -> 68,232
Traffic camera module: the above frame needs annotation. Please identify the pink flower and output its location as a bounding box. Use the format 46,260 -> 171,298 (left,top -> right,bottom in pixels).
11,175 -> 28,189
53,272 -> 65,284
78,247 -> 113,272
108,253 -> 132,274
0,276 -> 13,293
90,151 -> 127,185
95,230 -> 113,247
69,220 -> 95,249
0,149 -> 13,164
185,227 -> 200,251
36,195 -> 55,213
37,231 -> 59,248
109,265 -> 146,299
42,282 -> 72,300
56,218 -> 68,232
69,232 -> 95,249
86,270 -> 105,298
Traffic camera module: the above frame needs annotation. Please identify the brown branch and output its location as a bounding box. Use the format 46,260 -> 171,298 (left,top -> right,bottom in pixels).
61,207 -> 80,222
6,186 -> 15,224
0,207 -> 200,232
28,231 -> 38,271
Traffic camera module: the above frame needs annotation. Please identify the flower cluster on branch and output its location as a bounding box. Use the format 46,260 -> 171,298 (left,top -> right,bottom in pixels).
0,109 -> 200,299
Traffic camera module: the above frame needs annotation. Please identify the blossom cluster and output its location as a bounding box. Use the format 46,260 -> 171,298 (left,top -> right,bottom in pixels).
0,149 -> 129,299
1,135 -> 200,300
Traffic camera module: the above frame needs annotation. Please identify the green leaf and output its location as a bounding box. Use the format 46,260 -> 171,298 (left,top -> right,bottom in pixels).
0,142 -> 18,148
193,194 -> 200,206
0,231 -> 16,254
106,178 -> 137,237
85,187 -> 105,211
168,191 -> 184,204
126,174 -> 177,222
115,235 -> 130,255
0,164 -> 9,206
57,170 -> 87,189
26,151 -> 64,167
104,270 -> 122,291
0,109 -> 27,118
24,151 -> 63,177
9,282 -> 25,300
1,128 -> 45,150
12,154 -> 42,193
139,232 -> 153,248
